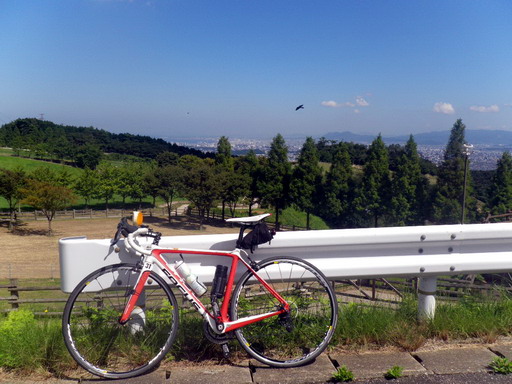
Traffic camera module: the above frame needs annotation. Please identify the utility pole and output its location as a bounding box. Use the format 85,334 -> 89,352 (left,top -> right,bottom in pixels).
461,143 -> 473,224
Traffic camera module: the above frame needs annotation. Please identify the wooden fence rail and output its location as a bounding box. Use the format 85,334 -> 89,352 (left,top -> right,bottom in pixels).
186,208 -> 309,231
0,207 -> 179,222
2,275 -> 510,318
0,279 -> 67,316
0,207 -> 307,230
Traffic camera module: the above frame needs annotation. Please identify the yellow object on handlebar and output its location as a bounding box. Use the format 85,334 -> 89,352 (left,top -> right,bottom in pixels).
133,211 -> 144,226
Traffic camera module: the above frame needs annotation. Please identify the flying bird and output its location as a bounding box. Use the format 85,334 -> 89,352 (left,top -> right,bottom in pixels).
295,104 -> 304,111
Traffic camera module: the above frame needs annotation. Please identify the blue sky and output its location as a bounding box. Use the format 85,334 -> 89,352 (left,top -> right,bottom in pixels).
1,0 -> 511,139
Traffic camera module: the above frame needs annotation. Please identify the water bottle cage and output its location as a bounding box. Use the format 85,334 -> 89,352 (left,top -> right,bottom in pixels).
211,265 -> 228,300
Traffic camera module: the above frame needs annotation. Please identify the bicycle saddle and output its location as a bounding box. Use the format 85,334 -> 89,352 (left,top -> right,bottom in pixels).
225,213 -> 271,225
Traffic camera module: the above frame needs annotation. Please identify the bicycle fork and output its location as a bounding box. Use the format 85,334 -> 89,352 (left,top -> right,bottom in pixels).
118,261 -> 153,325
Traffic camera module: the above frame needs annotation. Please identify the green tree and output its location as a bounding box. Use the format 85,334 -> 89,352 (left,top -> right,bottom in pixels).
143,162 -> 160,207
224,171 -> 250,217
0,167 -> 27,230
236,150 -> 262,216
116,163 -> 136,209
216,170 -> 231,220
353,134 -> 391,227
181,161 -> 219,229
488,152 -> 512,216
22,180 -> 76,235
322,143 -> 353,228
156,151 -> 180,167
432,119 -> 476,224
390,136 -> 427,225
74,168 -> 98,208
30,166 -> 73,187
156,165 -> 184,223
178,154 -> 204,170
128,163 -> 150,208
258,134 -> 291,229
11,134 -> 24,157
215,136 -> 234,171
31,142 -> 48,160
215,136 -> 236,219
290,137 -> 322,229
94,164 -> 119,209
49,136 -> 73,162
75,144 -> 102,169
117,163 -> 139,208
316,137 -> 337,163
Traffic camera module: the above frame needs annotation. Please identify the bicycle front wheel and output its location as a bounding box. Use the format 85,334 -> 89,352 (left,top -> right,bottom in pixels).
62,264 -> 179,379
231,256 -> 338,367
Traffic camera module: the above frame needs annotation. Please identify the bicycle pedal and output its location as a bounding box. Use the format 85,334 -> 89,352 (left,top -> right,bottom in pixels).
221,343 -> 230,358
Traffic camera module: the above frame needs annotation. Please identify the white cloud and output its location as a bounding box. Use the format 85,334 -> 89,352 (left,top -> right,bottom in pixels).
322,96 -> 370,111
321,100 -> 339,108
470,104 -> 500,113
356,97 -> 369,107
433,102 -> 455,114
321,100 -> 355,108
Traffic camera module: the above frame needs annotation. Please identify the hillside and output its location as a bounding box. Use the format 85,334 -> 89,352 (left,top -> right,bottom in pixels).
0,152 -> 82,176
0,118 -> 212,163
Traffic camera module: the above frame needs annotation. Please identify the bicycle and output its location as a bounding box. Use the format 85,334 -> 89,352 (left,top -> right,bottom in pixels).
62,213 -> 338,379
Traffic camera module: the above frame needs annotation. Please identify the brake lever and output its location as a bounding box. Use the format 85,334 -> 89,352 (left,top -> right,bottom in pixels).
111,221 -> 124,246
111,217 -> 139,245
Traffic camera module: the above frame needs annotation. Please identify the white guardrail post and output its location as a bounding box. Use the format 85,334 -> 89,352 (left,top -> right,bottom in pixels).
418,276 -> 438,320
60,222 -> 512,319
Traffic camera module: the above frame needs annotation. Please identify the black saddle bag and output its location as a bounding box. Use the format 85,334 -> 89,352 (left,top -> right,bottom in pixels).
240,222 -> 275,252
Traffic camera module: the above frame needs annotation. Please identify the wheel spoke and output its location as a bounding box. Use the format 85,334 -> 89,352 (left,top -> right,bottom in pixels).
63,265 -> 179,379
231,256 -> 337,367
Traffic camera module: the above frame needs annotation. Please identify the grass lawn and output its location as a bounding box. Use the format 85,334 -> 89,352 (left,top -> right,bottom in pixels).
0,154 -> 82,176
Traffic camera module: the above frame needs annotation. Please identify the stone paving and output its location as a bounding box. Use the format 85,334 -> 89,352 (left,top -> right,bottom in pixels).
2,342 -> 512,384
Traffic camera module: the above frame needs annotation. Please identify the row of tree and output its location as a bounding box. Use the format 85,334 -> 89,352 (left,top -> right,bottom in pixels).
0,118 -> 210,169
2,118 -> 512,234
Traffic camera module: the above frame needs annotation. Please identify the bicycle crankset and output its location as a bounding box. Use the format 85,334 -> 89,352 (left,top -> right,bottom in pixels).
202,320 -> 234,344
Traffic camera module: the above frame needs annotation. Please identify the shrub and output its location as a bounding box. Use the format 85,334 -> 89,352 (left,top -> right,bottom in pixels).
332,365 -> 354,382
0,310 -> 38,369
490,357 -> 512,374
0,310 -> 73,373
384,365 -> 404,379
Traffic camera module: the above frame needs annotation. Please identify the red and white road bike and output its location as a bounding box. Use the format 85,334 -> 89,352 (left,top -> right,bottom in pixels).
62,213 -> 337,379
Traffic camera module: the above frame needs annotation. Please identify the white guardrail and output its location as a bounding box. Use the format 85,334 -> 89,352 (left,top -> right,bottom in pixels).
59,222 -> 512,318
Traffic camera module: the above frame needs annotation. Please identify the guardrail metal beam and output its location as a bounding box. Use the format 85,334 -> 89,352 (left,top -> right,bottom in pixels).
60,222 -> 512,318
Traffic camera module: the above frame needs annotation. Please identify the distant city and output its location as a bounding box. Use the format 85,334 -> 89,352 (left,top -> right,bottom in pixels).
172,135 -> 512,171
416,145 -> 507,171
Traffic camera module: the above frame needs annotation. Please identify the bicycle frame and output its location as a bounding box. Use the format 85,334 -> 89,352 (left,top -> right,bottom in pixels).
119,246 -> 291,334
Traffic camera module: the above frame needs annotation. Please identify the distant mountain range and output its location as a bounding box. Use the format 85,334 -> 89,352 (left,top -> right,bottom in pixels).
322,130 -> 512,147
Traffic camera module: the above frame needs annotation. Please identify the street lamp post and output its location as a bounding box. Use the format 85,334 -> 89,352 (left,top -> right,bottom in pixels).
461,143 -> 473,224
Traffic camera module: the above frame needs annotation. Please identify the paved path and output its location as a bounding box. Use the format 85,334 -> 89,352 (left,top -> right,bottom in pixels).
175,204 -> 189,215
4,342 -> 512,384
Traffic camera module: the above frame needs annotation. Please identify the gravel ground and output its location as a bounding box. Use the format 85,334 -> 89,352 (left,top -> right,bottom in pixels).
0,214 -> 239,279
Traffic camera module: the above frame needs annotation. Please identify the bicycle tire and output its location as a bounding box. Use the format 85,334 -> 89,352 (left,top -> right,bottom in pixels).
62,263 -> 179,379
230,256 -> 338,367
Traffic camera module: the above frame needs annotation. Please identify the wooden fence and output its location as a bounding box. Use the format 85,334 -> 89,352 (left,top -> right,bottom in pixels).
0,207 -> 307,230
2,275 -> 511,317
0,279 -> 67,316
339,275 -> 512,304
187,208 -> 309,231
0,207 -> 179,222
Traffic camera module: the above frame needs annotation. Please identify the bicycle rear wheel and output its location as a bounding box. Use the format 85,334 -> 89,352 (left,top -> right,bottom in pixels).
231,256 -> 338,367
62,263 -> 179,379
